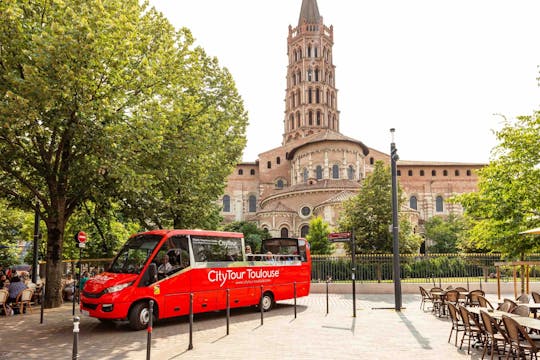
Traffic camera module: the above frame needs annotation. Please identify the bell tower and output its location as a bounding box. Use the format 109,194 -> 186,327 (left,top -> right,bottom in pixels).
283,0 -> 340,145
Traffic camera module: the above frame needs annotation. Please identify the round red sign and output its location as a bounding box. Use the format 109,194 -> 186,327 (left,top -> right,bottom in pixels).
77,231 -> 87,243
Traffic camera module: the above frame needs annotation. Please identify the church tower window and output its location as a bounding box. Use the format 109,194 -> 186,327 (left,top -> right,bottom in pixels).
410,196 -> 417,210
435,196 -> 444,212
303,168 -> 309,182
316,165 -> 323,179
347,165 -> 354,180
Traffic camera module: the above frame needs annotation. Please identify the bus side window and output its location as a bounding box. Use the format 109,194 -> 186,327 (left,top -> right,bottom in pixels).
167,236 -> 190,271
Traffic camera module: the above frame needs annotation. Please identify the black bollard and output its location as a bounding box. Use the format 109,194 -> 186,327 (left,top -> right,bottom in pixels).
188,293 -> 193,350
260,286 -> 264,326
326,280 -> 329,315
40,286 -> 45,324
72,316 -> 80,360
146,300 -> 153,360
293,282 -> 297,319
226,289 -> 230,335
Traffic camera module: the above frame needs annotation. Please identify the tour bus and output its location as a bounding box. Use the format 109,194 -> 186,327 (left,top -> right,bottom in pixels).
80,229 -> 311,330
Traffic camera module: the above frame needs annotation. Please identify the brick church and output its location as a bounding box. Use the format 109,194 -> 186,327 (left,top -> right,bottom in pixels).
221,0 -> 484,241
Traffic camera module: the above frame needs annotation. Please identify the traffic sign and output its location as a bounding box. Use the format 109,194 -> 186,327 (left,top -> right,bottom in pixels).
75,231 -> 87,248
328,232 -> 351,242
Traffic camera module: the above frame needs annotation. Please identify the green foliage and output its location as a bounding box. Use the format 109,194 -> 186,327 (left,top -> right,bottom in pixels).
221,221 -> 270,252
0,0 -> 247,306
456,113 -> 540,258
306,216 -> 333,255
424,214 -> 467,253
338,161 -> 420,254
0,199 -> 40,266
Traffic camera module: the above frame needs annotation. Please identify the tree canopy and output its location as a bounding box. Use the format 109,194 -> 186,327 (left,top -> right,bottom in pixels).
424,214 -> 467,253
457,113 -> 540,258
0,0 -> 247,307
306,216 -> 333,255
338,161 -> 421,254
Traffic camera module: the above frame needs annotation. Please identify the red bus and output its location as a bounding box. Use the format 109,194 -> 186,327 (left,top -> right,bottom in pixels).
80,229 -> 311,330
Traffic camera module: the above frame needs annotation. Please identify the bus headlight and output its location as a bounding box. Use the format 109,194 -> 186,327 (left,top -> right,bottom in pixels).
104,282 -> 133,294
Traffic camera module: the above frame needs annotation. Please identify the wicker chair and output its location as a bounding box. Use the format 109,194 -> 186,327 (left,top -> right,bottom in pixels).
477,295 -> 495,310
467,289 -> 486,307
532,291 -> 540,304
459,305 -> 485,354
0,289 -> 8,315
447,303 -> 465,347
480,310 -> 509,360
419,286 -> 434,312
511,304 -> 530,317
430,287 -> 445,315
502,315 -> 540,359
14,288 -> 34,314
516,293 -> 530,304
498,298 -> 518,313
455,287 -> 469,305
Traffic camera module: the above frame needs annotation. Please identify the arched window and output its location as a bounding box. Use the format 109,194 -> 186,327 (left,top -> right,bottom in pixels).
290,114 -> 294,130
432,170 -> 437,176
308,111 -> 313,125
307,45 -> 312,57
223,195 -> 230,212
347,165 -> 354,180
303,168 -> 309,182
316,89 -> 320,103
300,225 -> 309,238
308,88 -> 312,103
292,73 -> 296,86
267,161 -> 271,169
276,179 -> 284,189
332,164 -> 339,179
455,170 -> 460,176
443,170 -> 448,176
314,47 -> 318,58
410,196 -> 417,210
315,69 -> 319,81
250,169 -> 255,175
276,157 -> 281,165
420,170 -> 425,176
238,169 -> 243,175
316,111 -> 321,125
435,196 -> 444,212
280,227 -> 289,238
408,170 -> 413,176
316,165 -> 323,180
248,195 -> 257,212
369,157 -> 374,165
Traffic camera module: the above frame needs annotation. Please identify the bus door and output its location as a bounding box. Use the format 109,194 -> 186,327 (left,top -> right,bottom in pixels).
150,235 -> 191,318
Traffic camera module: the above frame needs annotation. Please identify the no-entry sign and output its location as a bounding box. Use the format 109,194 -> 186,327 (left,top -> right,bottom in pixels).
75,231 -> 87,248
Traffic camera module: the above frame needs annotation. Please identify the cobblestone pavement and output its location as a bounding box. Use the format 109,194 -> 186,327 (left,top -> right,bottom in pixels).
0,293 -> 501,359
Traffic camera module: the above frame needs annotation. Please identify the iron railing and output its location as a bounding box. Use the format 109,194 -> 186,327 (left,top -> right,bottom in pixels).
311,253 -> 540,284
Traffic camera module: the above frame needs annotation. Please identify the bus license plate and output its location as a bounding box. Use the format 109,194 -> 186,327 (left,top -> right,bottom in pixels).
81,310 -> 89,316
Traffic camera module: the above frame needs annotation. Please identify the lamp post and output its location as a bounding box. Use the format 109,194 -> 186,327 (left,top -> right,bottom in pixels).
32,198 -> 40,284
390,128 -> 402,311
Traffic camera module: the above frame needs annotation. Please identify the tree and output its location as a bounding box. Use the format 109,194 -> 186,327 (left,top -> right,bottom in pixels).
424,214 -> 467,253
0,1 -> 247,307
457,114 -> 540,257
0,199 -> 35,267
457,114 -> 540,292
338,161 -> 421,254
306,216 -> 333,255
222,221 -> 270,252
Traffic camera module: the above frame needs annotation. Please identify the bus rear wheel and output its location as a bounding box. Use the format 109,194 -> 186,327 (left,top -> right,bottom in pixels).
260,292 -> 274,312
129,301 -> 155,331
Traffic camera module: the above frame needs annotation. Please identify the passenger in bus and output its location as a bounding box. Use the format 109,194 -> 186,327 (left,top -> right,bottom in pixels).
245,246 -> 254,261
158,255 -> 172,274
265,251 -> 275,263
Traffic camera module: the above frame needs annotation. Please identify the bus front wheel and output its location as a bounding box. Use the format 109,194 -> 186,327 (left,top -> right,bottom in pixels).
129,301 -> 155,331
260,292 -> 274,312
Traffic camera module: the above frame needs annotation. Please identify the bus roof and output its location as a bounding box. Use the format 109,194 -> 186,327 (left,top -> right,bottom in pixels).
136,229 -> 244,238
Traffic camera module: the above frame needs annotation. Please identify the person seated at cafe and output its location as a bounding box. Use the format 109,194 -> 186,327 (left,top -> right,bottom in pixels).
7,275 -> 27,305
0,274 -> 7,288
158,255 -> 172,274
21,273 -> 36,291
62,274 -> 76,301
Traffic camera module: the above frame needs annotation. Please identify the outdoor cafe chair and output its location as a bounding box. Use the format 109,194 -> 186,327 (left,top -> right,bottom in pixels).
455,286 -> 469,304
0,289 -> 8,315
419,286 -> 434,312
459,305 -> 485,355
441,289 -> 460,316
467,289 -> 486,307
502,315 -> 540,359
478,295 -> 495,310
447,303 -> 465,347
480,310 -> 509,360
14,289 -> 34,314
430,287 -> 445,315
511,305 -> 530,318
532,291 -> 540,304
498,298 -> 518,314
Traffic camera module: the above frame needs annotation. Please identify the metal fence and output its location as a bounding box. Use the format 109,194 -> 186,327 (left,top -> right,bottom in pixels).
311,253 -> 540,284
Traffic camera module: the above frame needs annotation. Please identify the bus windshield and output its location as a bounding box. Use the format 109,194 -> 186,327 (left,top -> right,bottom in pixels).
109,234 -> 162,274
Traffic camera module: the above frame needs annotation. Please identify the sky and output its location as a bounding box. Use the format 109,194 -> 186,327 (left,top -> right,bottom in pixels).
148,0 -> 540,164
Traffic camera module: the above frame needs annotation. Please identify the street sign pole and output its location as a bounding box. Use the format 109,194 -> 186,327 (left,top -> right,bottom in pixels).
351,228 -> 356,318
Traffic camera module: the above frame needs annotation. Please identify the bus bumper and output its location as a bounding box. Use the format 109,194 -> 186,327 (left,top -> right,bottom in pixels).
80,299 -> 131,320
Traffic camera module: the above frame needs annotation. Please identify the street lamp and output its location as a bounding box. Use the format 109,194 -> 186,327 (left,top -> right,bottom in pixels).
390,128 -> 402,311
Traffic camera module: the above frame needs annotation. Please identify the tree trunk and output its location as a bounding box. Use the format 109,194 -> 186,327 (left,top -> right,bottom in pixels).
44,224 -> 65,308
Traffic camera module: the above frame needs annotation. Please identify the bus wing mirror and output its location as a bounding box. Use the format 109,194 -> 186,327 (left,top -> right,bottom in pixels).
148,263 -> 158,284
